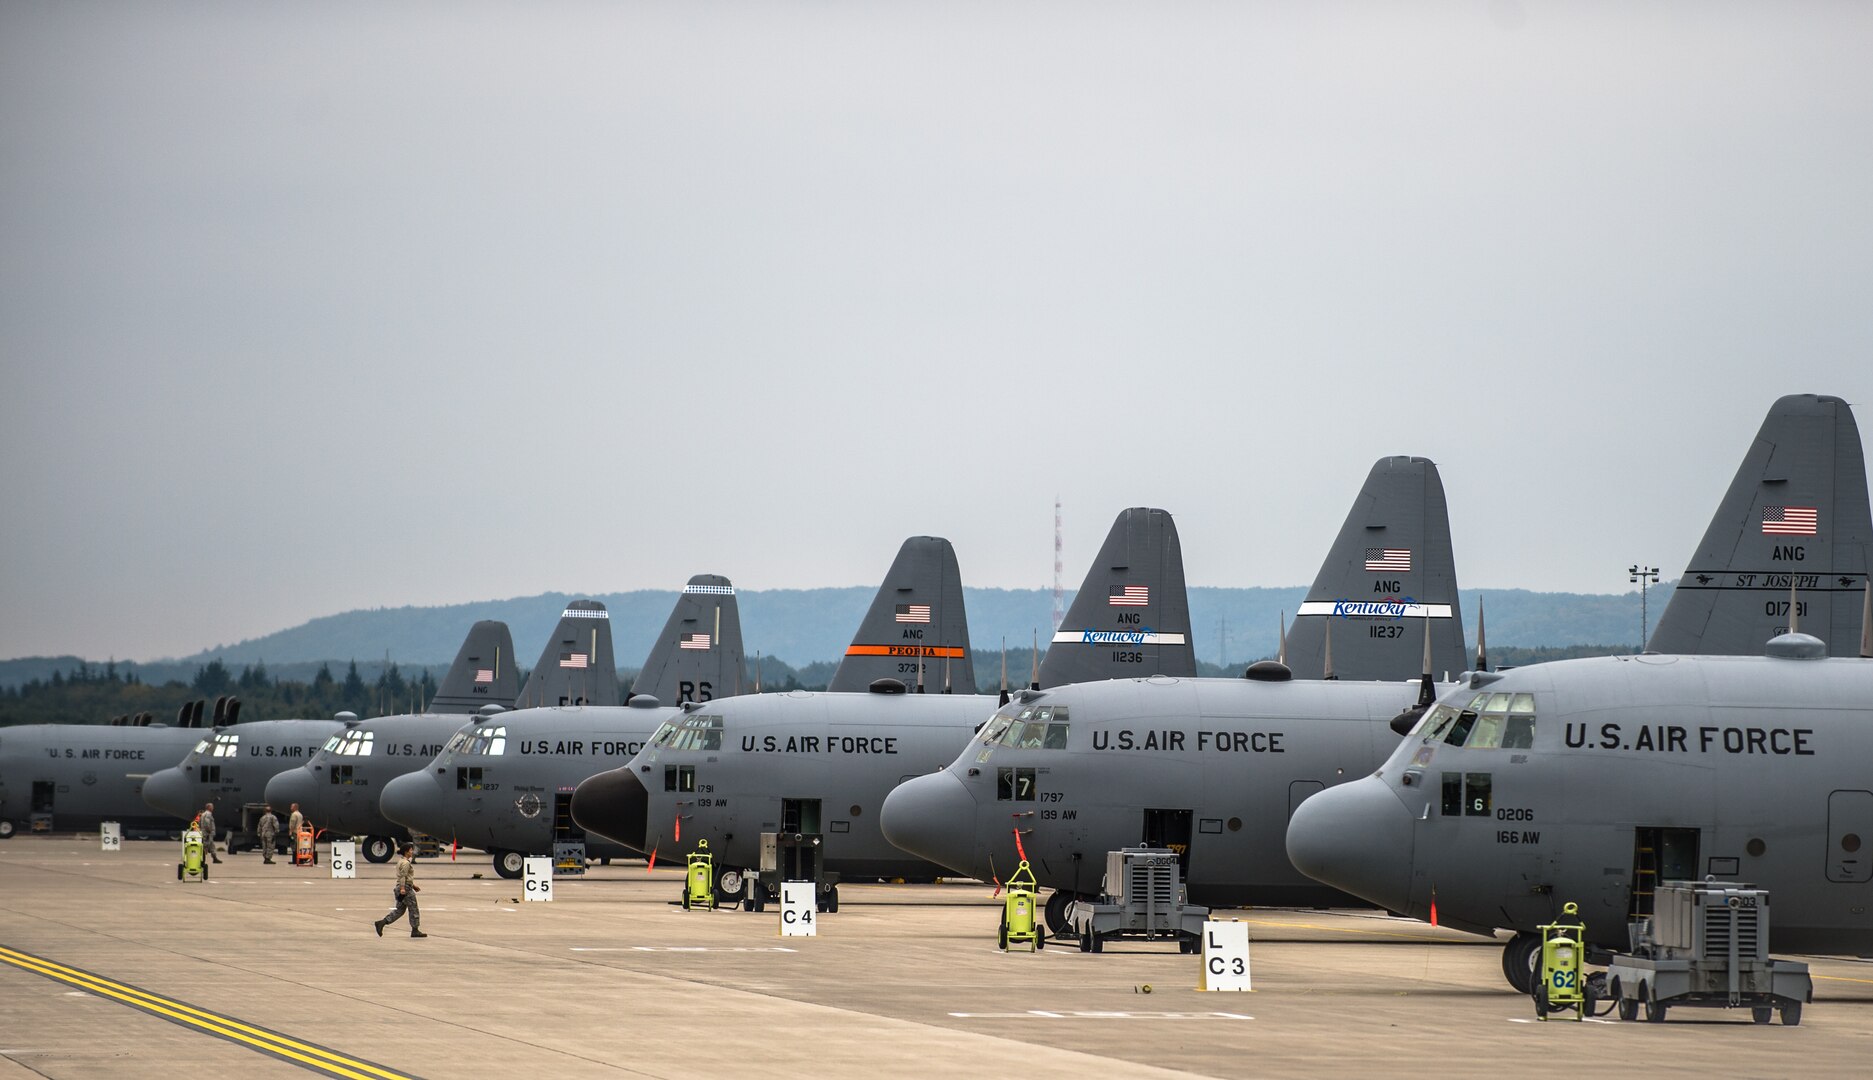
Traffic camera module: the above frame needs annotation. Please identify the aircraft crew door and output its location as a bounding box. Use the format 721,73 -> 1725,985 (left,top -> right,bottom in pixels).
1143,808 -> 1193,873
1826,790 -> 1873,883
1629,827 -> 1699,919
554,793 -> 585,842
31,780 -> 55,828
782,798 -> 822,836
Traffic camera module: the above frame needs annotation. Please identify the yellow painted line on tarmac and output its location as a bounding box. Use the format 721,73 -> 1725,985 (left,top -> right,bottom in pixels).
0,944 -> 417,1080
1812,973 -> 1873,986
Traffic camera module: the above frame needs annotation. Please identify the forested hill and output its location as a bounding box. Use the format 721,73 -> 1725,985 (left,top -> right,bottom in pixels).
0,583 -> 1673,690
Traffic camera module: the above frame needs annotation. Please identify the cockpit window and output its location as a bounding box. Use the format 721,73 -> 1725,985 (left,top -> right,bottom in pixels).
666,714 -> 722,752
333,730 -> 375,757
321,734 -> 342,753
648,721 -> 680,748
210,733 -> 240,758
1435,691 -> 1536,750
460,725 -> 507,756
983,705 -> 1069,750
195,739 -> 212,755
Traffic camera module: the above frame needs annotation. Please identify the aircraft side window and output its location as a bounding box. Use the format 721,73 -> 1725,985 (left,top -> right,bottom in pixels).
487,727 -> 506,756
357,732 -> 374,756
1464,773 -> 1492,816
1419,705 -> 1459,742
1466,713 -> 1505,750
1502,715 -> 1536,749
997,766 -> 1038,801
1443,711 -> 1478,747
1043,722 -> 1069,750
1440,773 -> 1463,816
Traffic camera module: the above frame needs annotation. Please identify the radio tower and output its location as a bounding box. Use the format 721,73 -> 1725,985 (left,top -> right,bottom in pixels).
1052,497 -> 1064,632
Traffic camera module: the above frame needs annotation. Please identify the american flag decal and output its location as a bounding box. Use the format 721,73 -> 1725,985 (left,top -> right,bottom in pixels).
1108,585 -> 1149,606
559,652 -> 589,669
1762,505 -> 1818,536
679,633 -> 711,651
1365,548 -> 1412,572
895,604 -> 931,623
474,669 -> 494,684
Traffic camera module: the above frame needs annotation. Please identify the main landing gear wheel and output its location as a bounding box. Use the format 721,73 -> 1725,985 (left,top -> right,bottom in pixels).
1501,933 -> 1541,994
1044,890 -> 1080,939
363,836 -> 396,864
717,867 -> 745,902
494,850 -> 525,880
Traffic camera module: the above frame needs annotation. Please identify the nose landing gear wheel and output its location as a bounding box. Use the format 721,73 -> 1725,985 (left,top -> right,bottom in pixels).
1501,932 -> 1540,994
494,850 -> 525,880
363,836 -> 395,864
1044,890 -> 1079,939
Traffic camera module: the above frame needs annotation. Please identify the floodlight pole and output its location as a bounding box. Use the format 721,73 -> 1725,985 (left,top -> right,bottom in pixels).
1629,564 -> 1660,651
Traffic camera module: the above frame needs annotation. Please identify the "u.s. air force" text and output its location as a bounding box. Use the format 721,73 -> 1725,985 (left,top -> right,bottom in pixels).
1564,722 -> 1814,755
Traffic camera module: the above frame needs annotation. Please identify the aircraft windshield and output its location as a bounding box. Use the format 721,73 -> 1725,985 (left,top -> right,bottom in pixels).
460,725 -> 507,756
666,714 -> 722,752
209,733 -> 240,758
1432,691 -> 1535,750
331,730 -> 375,757
986,705 -> 1069,750
194,739 -> 211,755
647,721 -> 680,748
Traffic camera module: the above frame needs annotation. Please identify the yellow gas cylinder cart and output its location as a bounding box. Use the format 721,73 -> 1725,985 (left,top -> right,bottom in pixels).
178,823 -> 207,882
1534,902 -> 1592,1021
999,860 -> 1046,952
684,839 -> 718,911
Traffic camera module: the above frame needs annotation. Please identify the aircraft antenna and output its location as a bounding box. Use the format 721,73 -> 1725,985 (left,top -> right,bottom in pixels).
1030,628 -> 1040,691
1052,496 -> 1064,633
1000,637 -> 1010,706
1415,611 -> 1436,708
1475,595 -> 1488,671
917,637 -> 926,694
943,655 -> 952,694
754,651 -> 762,693
1789,579 -> 1800,636
1277,611 -> 1287,666
1323,616 -> 1337,680
1860,582 -> 1871,659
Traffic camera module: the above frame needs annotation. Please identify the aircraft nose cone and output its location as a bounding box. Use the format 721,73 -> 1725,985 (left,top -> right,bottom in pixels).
571,768 -> 648,853
141,767 -> 196,820
879,770 -> 978,876
379,772 -> 449,838
1285,776 -> 1415,913
263,768 -> 315,815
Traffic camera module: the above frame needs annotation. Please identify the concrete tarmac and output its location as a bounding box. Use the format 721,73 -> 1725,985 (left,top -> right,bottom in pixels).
3,835 -> 1871,1079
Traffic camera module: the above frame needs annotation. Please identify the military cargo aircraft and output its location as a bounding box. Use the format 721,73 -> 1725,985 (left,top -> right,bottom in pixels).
262,609 -> 613,862
0,701 -> 216,837
1286,605 -> 1873,992
878,458 -> 1461,934
141,716 -> 344,842
377,576 -> 747,878
572,511 -> 1197,905
144,621 -> 522,851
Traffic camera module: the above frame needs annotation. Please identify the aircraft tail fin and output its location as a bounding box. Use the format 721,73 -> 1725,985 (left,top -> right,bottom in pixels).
631,575 -> 747,705
1650,394 -> 1871,656
826,537 -> 972,693
1284,456 -> 1467,681
517,600 -> 620,708
1038,507 -> 1196,687
428,621 -> 520,714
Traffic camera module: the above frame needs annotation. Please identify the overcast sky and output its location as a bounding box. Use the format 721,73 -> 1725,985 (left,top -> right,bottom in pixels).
2,1 -> 1867,661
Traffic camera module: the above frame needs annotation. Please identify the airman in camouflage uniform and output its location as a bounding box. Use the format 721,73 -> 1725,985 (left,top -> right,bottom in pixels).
198,803 -> 222,863
374,843 -> 426,939
256,806 -> 280,863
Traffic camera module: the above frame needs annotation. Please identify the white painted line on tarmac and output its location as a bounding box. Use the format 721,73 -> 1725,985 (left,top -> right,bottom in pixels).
570,946 -> 800,953
949,1010 -> 1252,1021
